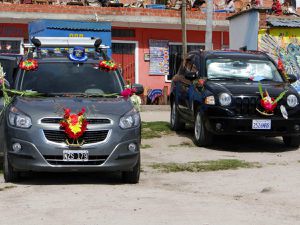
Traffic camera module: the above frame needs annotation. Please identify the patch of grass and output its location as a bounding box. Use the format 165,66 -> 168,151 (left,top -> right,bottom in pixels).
141,144 -> 152,149
169,141 -> 194,148
142,121 -> 173,139
0,185 -> 16,191
150,159 -> 261,173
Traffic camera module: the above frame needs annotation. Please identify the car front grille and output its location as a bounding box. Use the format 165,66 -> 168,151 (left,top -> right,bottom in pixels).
43,155 -> 109,166
43,130 -> 109,144
41,118 -> 111,124
234,96 -> 259,115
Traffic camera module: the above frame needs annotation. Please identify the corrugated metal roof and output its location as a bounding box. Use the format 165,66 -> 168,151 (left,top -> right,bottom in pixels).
267,18 -> 300,27
46,20 -> 111,32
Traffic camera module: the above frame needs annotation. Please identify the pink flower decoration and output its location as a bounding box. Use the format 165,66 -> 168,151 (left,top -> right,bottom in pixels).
121,88 -> 136,98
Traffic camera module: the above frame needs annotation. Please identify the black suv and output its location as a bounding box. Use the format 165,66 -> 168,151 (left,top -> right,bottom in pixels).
170,50 -> 300,147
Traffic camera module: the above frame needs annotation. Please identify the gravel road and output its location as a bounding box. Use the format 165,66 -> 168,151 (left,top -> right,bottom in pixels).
0,107 -> 300,225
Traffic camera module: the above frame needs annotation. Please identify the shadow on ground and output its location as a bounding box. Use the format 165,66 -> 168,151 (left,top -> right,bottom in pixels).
14,172 -> 126,185
0,159 -> 127,185
176,127 -> 297,153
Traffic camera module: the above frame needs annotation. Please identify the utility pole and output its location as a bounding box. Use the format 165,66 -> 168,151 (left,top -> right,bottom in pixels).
181,0 -> 187,57
205,0 -> 213,50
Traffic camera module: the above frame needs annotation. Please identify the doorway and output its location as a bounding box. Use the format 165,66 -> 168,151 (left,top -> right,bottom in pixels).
112,42 -> 137,84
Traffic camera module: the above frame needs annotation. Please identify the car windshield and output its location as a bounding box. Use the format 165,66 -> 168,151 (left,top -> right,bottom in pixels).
20,62 -> 123,95
206,58 -> 284,82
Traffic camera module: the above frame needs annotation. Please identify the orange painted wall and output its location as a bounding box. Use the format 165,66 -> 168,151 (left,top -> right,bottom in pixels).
112,27 -> 229,92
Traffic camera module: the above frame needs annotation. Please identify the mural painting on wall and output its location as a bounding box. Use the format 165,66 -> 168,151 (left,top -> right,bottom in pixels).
258,28 -> 300,93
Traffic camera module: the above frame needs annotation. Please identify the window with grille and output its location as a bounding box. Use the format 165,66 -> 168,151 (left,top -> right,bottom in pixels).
112,29 -> 135,38
0,40 -> 22,54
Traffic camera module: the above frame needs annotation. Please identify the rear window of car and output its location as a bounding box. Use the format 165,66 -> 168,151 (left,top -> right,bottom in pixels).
19,62 -> 123,94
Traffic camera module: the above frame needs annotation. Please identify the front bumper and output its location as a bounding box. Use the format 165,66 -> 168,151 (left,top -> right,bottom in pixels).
205,116 -> 300,136
4,122 -> 141,172
8,138 -> 140,172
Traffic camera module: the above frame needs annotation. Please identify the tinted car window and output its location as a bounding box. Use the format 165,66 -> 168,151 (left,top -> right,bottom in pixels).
20,62 -> 122,94
206,59 -> 283,82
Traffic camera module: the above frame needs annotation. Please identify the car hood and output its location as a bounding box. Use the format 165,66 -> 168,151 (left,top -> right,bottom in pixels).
205,80 -> 297,96
11,96 -> 133,119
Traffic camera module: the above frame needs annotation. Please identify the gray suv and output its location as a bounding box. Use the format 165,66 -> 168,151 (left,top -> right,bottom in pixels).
0,38 -> 142,183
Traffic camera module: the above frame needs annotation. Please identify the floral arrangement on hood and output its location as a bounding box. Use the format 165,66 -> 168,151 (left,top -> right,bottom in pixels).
121,87 -> 136,98
60,108 -> 88,145
19,59 -> 38,71
256,82 -> 287,116
121,83 -> 141,111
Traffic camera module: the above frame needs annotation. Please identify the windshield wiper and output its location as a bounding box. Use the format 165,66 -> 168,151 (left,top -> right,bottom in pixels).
83,93 -> 119,98
209,76 -> 248,81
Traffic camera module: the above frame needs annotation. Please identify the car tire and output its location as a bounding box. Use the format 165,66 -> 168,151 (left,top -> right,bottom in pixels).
194,111 -> 213,147
3,151 -> 19,183
282,136 -> 300,148
170,101 -> 185,131
122,156 -> 140,184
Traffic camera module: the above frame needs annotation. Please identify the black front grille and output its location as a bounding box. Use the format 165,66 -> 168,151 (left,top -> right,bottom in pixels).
43,155 -> 109,166
41,118 -> 111,124
235,96 -> 259,115
43,130 -> 109,144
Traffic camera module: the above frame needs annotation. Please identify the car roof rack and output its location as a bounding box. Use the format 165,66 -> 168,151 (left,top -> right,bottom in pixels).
24,37 -> 109,49
23,37 -> 110,60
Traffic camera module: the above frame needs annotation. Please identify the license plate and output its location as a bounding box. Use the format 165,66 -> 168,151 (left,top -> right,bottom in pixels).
252,119 -> 271,130
63,150 -> 89,161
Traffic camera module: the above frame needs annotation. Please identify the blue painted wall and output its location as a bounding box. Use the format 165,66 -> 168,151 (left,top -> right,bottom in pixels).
28,19 -> 112,57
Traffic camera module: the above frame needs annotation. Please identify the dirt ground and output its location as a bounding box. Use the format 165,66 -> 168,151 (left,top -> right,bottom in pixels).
0,107 -> 300,225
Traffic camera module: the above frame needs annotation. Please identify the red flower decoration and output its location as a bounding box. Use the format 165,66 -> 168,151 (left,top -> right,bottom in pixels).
256,82 -> 287,116
60,108 -> 88,140
99,60 -> 118,72
198,79 -> 205,86
121,88 -> 136,98
19,59 -> 38,71
260,96 -> 277,113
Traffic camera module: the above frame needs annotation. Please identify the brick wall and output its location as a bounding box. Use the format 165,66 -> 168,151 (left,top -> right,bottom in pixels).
0,4 -> 231,20
263,0 -> 273,7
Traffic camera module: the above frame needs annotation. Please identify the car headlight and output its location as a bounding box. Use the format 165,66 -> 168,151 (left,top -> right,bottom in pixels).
8,107 -> 32,129
219,93 -> 232,106
119,109 -> 140,129
287,94 -> 298,107
204,96 -> 215,105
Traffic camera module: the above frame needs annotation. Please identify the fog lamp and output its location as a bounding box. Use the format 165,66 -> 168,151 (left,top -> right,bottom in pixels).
128,143 -> 137,152
294,124 -> 300,131
12,143 -> 22,152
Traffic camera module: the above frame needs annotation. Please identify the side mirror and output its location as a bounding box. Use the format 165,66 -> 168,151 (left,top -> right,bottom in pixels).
287,74 -> 298,83
185,71 -> 197,80
132,83 -> 144,95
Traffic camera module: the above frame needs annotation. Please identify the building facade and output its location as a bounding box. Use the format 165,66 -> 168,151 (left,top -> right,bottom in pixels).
0,3 -> 230,93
